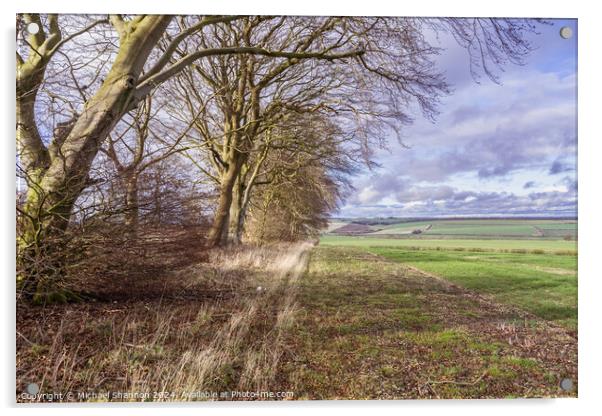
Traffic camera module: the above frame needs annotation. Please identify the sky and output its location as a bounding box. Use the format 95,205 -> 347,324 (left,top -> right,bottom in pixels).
339,19 -> 577,219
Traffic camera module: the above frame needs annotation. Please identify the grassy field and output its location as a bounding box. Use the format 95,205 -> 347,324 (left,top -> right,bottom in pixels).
369,248 -> 577,329
17,244 -> 312,402
280,246 -> 577,398
321,219 -> 578,329
320,235 -> 577,253
299,219 -> 578,397
332,218 -> 577,240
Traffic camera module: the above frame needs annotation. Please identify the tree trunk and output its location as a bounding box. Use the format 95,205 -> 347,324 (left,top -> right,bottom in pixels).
17,184 -> 78,303
124,173 -> 139,237
257,191 -> 274,244
17,16 -> 171,301
17,78 -> 136,300
17,56 -> 72,303
227,178 -> 244,245
234,205 -> 246,245
16,93 -> 49,182
207,158 -> 243,247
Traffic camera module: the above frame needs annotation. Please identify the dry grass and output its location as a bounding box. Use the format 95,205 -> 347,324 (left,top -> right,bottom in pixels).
16,242 -> 312,402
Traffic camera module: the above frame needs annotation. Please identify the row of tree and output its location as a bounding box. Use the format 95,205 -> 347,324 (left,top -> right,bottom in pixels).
16,14 -> 540,301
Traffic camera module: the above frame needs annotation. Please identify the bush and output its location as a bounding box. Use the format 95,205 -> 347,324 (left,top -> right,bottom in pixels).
17,222 -> 210,303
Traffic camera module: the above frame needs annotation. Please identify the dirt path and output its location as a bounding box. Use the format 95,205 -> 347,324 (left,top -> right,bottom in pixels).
279,245 -> 577,399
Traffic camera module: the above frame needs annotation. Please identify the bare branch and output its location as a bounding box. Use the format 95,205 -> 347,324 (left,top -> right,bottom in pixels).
135,46 -> 365,101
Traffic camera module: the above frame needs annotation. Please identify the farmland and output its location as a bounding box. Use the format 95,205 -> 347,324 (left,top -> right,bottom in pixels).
320,235 -> 576,253
328,218 -> 577,240
282,217 -> 578,398
367,248 -> 577,329
321,218 -> 578,328
282,245 -> 577,398
377,219 -> 576,238
17,217 -> 577,400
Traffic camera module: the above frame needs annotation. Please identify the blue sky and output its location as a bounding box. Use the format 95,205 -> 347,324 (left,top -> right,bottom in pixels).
339,19 -> 577,218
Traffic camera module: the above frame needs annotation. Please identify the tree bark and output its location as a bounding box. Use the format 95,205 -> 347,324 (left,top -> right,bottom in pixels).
227,178 -> 244,245
207,157 -> 244,247
124,173 -> 139,236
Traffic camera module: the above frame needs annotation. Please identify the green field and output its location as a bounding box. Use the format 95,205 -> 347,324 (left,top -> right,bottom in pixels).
370,248 -> 577,329
321,219 -> 578,329
320,235 -> 577,253
282,245 -> 577,398
333,218 -> 577,239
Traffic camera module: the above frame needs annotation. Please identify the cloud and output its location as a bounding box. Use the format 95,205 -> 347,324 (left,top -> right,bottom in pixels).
348,173 -> 408,205
549,159 -> 574,175
341,20 -> 577,218
395,82 -> 576,183
523,181 -> 537,189
561,176 -> 578,192
340,186 -> 576,218
355,186 -> 381,204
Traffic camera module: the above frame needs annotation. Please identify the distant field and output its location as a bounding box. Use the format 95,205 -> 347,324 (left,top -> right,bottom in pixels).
325,221 -> 349,233
371,220 -> 434,234
329,218 -> 577,240
320,235 -> 577,253
320,218 -> 578,329
320,219 -> 577,329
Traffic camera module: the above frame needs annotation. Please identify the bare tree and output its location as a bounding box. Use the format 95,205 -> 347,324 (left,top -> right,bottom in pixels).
16,14 -> 364,299
169,16 -> 440,246
101,94 -> 197,236
245,127 -> 349,243
16,13 -> 541,300
168,16 -> 540,248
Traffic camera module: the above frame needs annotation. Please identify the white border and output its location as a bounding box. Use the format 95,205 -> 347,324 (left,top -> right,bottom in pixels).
2,1 -> 600,415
